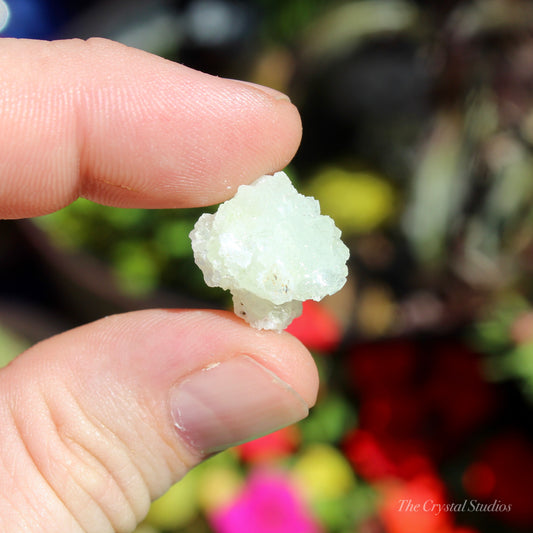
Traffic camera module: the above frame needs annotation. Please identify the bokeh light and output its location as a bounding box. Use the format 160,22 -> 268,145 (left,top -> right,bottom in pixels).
0,1 -> 10,33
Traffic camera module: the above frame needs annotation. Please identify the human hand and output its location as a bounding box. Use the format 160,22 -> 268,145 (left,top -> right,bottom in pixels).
0,38 -> 318,532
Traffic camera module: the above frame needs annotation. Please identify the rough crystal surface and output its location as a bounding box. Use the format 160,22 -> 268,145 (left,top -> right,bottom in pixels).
190,171 -> 350,331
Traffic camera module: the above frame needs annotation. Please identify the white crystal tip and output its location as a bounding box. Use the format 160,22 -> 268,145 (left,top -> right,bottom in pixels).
190,171 -> 350,331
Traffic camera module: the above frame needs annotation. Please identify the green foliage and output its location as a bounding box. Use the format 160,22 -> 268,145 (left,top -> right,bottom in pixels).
35,199 -> 222,302
486,343 -> 533,403
0,325 -> 30,367
472,294 -> 530,354
299,393 -> 357,444
256,0 -> 331,44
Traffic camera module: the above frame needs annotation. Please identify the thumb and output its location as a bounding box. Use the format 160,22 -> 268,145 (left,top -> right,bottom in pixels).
0,309 -> 318,532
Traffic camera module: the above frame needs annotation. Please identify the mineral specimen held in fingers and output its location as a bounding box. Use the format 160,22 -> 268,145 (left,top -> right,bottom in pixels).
190,171 -> 349,331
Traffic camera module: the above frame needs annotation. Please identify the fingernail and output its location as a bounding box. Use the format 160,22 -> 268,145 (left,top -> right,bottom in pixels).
234,80 -> 291,102
171,355 -> 309,455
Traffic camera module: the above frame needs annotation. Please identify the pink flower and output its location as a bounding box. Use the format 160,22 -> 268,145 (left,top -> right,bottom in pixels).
210,469 -> 321,533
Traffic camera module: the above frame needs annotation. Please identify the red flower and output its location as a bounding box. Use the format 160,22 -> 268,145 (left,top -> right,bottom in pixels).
347,339 -> 497,461
343,429 -> 399,481
422,343 -> 496,453
462,461 -> 495,500
237,426 -> 300,464
346,339 -> 417,396
465,431 -> 533,527
286,300 -> 342,353
342,429 -> 434,482
358,391 -> 424,438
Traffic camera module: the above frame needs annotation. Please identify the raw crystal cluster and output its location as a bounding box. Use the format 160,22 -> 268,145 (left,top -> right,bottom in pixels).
190,171 -> 350,331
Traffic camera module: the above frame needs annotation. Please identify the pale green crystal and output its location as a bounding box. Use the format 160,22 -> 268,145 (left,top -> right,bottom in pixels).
190,171 -> 350,331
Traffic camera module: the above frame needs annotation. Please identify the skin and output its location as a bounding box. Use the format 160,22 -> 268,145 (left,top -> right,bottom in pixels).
0,38 -> 318,532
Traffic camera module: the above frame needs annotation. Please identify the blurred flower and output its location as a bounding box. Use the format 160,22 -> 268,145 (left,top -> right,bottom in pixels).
343,429 -> 433,483
468,431 -> 533,527
347,339 -> 417,397
210,469 -> 321,533
378,474 -> 452,533
306,167 -> 396,235
421,342 -> 496,452
357,391 -> 424,439
343,429 -> 396,481
355,284 -> 396,337
145,469 -> 200,530
347,338 -> 496,464
286,300 -> 342,353
461,461 -> 495,500
237,425 -> 300,464
197,465 -> 243,514
290,443 -> 355,502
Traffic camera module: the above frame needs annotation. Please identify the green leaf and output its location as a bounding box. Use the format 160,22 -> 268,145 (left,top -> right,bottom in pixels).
299,393 -> 357,444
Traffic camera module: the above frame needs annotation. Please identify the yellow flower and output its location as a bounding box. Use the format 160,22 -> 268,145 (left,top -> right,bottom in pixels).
197,466 -> 244,513
306,167 -> 396,234
291,443 -> 355,502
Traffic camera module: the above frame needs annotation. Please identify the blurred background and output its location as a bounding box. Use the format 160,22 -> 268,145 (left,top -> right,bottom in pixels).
2,0 -> 533,532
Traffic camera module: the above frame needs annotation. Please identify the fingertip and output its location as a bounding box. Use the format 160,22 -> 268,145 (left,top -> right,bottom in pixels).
0,307 -> 319,521
0,37 -> 303,217
249,327 -> 319,409
135,309 -> 318,409
195,310 -> 319,408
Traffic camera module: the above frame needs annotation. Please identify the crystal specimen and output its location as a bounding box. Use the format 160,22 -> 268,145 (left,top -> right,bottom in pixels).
190,171 -> 350,331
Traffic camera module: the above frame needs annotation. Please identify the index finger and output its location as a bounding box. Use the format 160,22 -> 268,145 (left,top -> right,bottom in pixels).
0,38 -> 302,219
